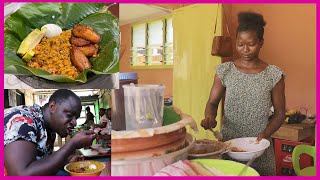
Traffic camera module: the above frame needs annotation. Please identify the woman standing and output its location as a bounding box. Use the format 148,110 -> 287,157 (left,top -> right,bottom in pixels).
201,11 -> 286,175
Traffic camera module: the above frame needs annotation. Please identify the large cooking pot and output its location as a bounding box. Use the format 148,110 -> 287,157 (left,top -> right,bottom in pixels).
111,107 -> 197,158
111,133 -> 195,176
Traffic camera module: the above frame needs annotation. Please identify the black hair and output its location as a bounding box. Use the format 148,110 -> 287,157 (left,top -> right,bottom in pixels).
49,89 -> 81,105
99,108 -> 106,111
237,11 -> 266,41
85,106 -> 90,111
106,108 -> 111,112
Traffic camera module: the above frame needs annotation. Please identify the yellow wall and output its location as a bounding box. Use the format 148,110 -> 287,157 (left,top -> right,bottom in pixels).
173,4 -> 223,140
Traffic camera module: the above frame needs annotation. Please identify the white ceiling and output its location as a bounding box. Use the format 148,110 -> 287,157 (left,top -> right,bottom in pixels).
119,4 -> 172,26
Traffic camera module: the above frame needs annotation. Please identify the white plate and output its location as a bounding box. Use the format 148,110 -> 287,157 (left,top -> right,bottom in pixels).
225,137 -> 270,161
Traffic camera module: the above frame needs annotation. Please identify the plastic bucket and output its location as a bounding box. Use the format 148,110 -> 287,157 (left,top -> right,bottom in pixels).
123,84 -> 165,130
111,73 -> 138,131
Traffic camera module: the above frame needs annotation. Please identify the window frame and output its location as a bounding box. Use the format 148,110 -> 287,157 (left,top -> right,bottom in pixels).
130,15 -> 173,69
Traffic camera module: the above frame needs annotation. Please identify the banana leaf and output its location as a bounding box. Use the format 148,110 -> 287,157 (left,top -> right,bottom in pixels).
4,3 -> 119,83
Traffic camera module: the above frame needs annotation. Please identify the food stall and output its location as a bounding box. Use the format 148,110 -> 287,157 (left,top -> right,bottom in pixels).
110,84 -> 266,176
4,89 -> 112,176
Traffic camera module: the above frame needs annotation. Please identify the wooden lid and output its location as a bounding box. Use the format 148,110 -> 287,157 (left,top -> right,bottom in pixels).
111,107 -> 198,139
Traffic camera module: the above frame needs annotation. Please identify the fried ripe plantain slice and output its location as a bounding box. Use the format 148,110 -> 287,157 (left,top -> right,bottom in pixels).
71,45 -> 92,72
78,44 -> 99,57
72,24 -> 101,44
70,36 -> 91,47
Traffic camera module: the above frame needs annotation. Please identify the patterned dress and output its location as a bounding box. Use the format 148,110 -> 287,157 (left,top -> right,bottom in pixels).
216,61 -> 285,176
4,104 -> 56,176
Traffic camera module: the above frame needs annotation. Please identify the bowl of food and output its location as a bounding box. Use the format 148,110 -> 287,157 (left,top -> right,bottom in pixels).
188,139 -> 227,159
225,137 -> 270,161
64,160 -> 106,176
4,3 -> 119,84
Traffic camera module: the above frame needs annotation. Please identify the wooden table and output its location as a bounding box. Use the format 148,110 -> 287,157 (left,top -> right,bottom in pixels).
271,122 -> 315,142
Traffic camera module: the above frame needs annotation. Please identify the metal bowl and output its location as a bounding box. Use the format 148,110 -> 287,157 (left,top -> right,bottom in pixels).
16,74 -> 118,89
188,139 -> 227,159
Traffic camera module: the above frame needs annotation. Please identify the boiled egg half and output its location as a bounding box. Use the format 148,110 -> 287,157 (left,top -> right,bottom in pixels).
41,24 -> 62,38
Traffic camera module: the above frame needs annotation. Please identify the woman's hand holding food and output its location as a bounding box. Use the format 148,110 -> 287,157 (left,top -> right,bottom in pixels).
200,116 -> 217,130
70,130 -> 96,149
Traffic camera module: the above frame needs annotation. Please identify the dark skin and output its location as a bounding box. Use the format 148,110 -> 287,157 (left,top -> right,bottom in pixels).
99,109 -> 106,117
201,30 -> 286,141
84,107 -> 94,125
4,96 -> 97,176
106,109 -> 111,120
93,109 -> 107,128
97,109 -> 112,130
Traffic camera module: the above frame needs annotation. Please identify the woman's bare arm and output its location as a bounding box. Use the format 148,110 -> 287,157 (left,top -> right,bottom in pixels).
257,77 -> 286,140
201,74 -> 226,130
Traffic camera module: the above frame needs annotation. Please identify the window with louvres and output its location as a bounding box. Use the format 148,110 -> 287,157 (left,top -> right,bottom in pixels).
131,17 -> 173,67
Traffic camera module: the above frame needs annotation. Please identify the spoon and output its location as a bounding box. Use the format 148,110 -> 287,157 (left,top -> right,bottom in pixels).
209,129 -> 223,141
238,154 -> 258,176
